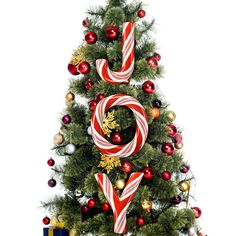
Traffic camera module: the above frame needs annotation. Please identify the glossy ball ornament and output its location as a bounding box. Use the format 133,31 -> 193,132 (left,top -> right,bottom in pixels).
172,195 -> 182,204
96,93 -> 105,102
149,107 -> 160,119
53,133 -> 64,145
48,178 -> 57,188
85,80 -> 93,89
102,202 -> 110,211
136,216 -> 145,226
153,52 -> 161,61
87,126 -> 92,135
68,63 -> 79,75
65,92 -> 75,103
161,143 -> 174,155
115,179 -> 126,190
173,133 -> 183,144
143,167 -> 154,179
162,171 -> 172,181
142,80 -> 155,94
78,61 -> 90,74
85,31 -> 97,44
47,158 -> 55,167
142,200 -> 152,212
107,26 -> 119,40
178,181 -> 191,192
62,114 -> 71,125
81,205 -> 89,213
137,9 -> 146,18
42,216 -> 50,225
89,100 -> 97,111
65,144 -> 76,155
82,18 -> 89,27
180,165 -> 190,174
152,99 -> 162,109
168,124 -> 177,137
87,199 -> 96,208
192,207 -> 202,218
146,57 -> 158,69
166,111 -> 176,121
111,132 -> 123,144
175,143 -> 184,150
121,161 -> 133,174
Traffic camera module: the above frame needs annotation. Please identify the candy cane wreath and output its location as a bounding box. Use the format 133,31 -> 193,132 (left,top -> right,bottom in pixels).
91,94 -> 149,158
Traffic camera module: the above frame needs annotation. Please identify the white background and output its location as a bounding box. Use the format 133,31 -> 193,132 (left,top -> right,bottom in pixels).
0,0 -> 235,235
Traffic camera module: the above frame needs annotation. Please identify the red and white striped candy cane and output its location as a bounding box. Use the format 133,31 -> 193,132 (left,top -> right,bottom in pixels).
91,94 -> 148,158
96,22 -> 135,84
95,172 -> 144,234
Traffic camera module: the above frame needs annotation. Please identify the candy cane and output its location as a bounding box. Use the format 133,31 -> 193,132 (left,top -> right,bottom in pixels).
91,94 -> 148,158
95,172 -> 144,234
96,22 -> 135,84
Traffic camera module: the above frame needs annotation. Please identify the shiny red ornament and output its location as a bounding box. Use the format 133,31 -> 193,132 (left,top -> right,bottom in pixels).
82,18 -> 89,27
48,178 -> 57,188
146,56 -> 158,69
172,195 -> 182,204
85,31 -> 97,44
193,207 -> 202,218
102,202 -> 110,211
180,165 -> 190,174
96,93 -> 105,102
143,167 -> 154,179
168,124 -> 177,137
153,53 -> 161,61
42,216 -> 50,225
85,80 -> 93,89
68,63 -> 79,75
78,61 -> 90,74
161,143 -> 174,155
62,114 -> 71,125
89,100 -> 98,111
142,80 -> 155,94
107,26 -> 119,40
137,9 -> 146,18
87,199 -> 96,208
162,171 -> 172,181
136,216 -> 145,226
111,132 -> 123,144
173,133 -> 183,144
47,158 -> 55,167
121,161 -> 133,174
81,205 -> 89,213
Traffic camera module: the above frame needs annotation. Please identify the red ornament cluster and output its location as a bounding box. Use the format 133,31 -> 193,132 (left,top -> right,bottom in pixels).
68,63 -> 79,76
168,124 -> 177,137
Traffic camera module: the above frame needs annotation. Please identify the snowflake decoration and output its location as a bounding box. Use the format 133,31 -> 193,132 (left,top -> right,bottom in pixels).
70,46 -> 87,65
98,154 -> 121,173
102,110 -> 119,137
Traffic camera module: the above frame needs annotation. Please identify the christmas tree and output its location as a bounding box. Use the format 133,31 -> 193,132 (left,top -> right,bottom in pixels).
42,1 -> 205,235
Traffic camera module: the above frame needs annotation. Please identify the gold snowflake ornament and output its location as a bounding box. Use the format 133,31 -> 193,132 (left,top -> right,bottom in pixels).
102,110 -> 119,137
98,154 -> 121,174
70,46 -> 87,65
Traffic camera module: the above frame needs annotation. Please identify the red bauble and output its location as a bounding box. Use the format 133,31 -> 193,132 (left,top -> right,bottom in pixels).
62,114 -> 72,125
102,202 -> 111,211
162,171 -> 172,181
180,165 -> 190,174
48,178 -> 57,188
193,207 -> 202,218
153,53 -> 161,61
96,93 -> 105,102
47,158 -> 55,167
142,80 -> 155,94
111,132 -> 123,144
85,31 -> 97,44
146,57 -> 158,69
172,133 -> 183,144
137,9 -> 146,18
89,100 -> 98,111
82,18 -> 89,27
121,161 -> 133,174
161,143 -> 174,155
136,216 -> 145,226
85,80 -> 93,89
42,216 -> 50,225
172,195 -> 182,204
168,124 -> 177,137
78,61 -> 90,74
107,26 -> 119,40
68,64 -> 79,75
87,199 -> 96,208
81,205 -> 89,213
143,167 -> 154,179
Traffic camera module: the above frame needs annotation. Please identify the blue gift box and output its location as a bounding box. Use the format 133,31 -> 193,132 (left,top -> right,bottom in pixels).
43,227 -> 69,236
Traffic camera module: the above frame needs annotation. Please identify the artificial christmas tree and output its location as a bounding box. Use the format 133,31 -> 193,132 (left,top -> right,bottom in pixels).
41,1 -> 206,235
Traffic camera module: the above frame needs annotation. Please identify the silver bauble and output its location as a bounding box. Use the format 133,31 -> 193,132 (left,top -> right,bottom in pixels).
65,144 -> 76,155
87,126 -> 92,135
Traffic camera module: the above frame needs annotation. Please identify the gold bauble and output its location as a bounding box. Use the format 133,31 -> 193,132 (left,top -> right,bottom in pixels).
166,111 -> 176,121
69,229 -> 77,236
65,92 -> 75,103
53,133 -> 64,145
175,143 -> 184,150
149,107 -> 160,119
142,200 -> 152,212
178,180 -> 191,192
115,179 -> 126,190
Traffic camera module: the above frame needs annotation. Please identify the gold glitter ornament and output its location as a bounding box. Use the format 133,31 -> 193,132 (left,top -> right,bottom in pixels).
70,46 -> 87,65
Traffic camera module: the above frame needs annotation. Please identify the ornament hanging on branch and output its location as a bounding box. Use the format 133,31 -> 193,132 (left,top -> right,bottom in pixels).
89,100 -> 98,111
85,31 -> 97,44
121,161 -> 133,174
141,200 -> 152,212
161,142 -> 174,155
96,93 -> 105,102
47,158 -> 55,167
81,205 -> 89,213
142,80 -> 155,93
68,63 -> 79,75
82,18 -> 89,27
166,111 -> 176,121
53,133 -> 64,145
65,92 -> 75,103
149,107 -> 160,119
111,132 -> 123,144
137,9 -> 146,18
98,154 -> 121,174
143,166 -> 154,179
78,61 -> 90,74
64,144 -> 76,155
102,202 -> 111,211
172,195 -> 182,204
168,124 -> 177,137
192,207 -> 202,218
48,178 -> 57,188
162,171 -> 172,181
178,180 -> 191,192
136,216 -> 145,226
115,178 -> 126,190
146,56 -> 158,69
62,114 -> 71,125
42,216 -> 50,225
107,26 -> 119,40
87,199 -> 96,208
152,99 -> 162,108
153,52 -> 161,61
180,165 -> 190,174
102,110 -> 119,137
85,80 -> 93,89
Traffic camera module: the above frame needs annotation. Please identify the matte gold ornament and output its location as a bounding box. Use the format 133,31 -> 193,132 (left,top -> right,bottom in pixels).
65,92 -> 75,103
149,107 -> 160,119
69,229 -> 77,236
53,133 -> 64,145
175,143 -> 184,150
178,180 -> 191,192
115,179 -> 126,190
166,111 -> 176,121
142,200 -> 152,212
